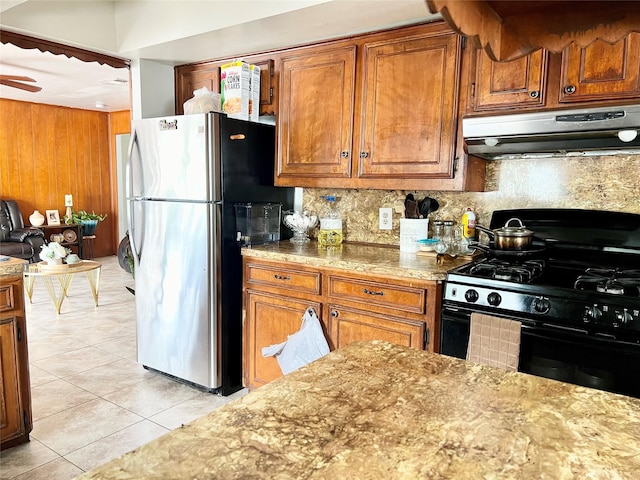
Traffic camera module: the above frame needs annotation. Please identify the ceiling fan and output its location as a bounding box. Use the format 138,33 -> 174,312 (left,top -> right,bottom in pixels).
0,74 -> 42,92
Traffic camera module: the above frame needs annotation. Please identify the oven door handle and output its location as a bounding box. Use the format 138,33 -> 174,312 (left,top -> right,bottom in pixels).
537,323 -> 589,335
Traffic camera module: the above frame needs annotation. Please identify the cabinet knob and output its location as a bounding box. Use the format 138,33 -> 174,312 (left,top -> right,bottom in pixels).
273,274 -> 291,281
340,151 -> 349,158
359,151 -> 369,158
564,85 -> 576,94
529,90 -> 539,98
331,309 -> 339,318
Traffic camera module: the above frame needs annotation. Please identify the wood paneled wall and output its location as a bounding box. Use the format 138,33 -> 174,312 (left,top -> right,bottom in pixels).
0,99 -> 130,258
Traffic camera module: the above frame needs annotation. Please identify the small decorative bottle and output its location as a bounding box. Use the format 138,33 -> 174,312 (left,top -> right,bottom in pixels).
29,210 -> 45,227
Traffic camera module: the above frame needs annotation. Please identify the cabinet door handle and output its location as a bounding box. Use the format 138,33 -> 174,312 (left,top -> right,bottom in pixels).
359,151 -> 369,158
340,151 -> 349,158
529,90 -> 539,98
274,274 -> 291,281
363,288 -> 384,296
563,85 -> 576,94
331,309 -> 339,318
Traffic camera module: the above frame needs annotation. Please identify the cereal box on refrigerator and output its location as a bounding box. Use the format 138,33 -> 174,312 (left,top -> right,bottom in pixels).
220,61 -> 250,120
249,64 -> 261,122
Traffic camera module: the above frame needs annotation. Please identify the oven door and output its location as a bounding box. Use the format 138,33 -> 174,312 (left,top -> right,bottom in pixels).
441,303 -> 640,398
519,323 -> 640,398
440,305 -> 470,359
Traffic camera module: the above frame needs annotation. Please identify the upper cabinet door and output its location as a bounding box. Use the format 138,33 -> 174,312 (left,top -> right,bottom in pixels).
471,49 -> 547,112
559,33 -> 640,103
357,33 -> 461,179
277,46 -> 356,180
174,65 -> 220,115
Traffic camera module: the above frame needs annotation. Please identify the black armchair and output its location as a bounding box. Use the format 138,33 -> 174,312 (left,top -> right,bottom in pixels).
0,199 -> 46,263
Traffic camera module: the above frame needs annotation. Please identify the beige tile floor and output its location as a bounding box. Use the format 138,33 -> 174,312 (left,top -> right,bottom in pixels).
1,256 -> 246,479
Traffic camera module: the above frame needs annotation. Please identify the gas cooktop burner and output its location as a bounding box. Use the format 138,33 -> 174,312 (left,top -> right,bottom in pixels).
574,268 -> 640,296
468,259 -> 545,283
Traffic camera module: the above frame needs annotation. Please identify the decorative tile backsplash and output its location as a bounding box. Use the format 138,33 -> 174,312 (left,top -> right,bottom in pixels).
301,154 -> 640,245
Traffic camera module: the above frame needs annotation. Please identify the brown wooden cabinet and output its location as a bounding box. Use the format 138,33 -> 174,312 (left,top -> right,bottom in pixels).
175,57 -> 276,116
329,304 -> 425,350
0,270 -> 32,451
277,46 -> 356,180
175,64 -> 220,115
357,31 -> 460,181
245,290 -> 323,388
468,32 -> 640,114
277,23 -> 466,190
470,49 -> 548,112
242,256 -> 442,390
35,223 -> 84,259
243,259 -> 325,389
174,22 -> 486,192
559,33 -> 640,103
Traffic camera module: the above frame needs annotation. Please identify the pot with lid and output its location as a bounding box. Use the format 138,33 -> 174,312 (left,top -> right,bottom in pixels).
476,217 -> 535,251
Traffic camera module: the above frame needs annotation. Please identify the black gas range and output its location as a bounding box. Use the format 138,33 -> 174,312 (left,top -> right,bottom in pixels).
441,209 -> 640,398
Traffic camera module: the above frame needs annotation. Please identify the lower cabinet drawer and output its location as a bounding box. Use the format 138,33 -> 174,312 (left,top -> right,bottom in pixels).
329,304 -> 426,350
245,262 -> 321,295
0,281 -> 18,313
328,275 -> 426,314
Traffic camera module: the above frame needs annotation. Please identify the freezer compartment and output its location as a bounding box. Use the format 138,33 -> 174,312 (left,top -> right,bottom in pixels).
234,202 -> 282,246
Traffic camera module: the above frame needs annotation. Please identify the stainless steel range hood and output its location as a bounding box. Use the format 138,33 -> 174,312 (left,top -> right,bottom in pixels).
463,104 -> 640,159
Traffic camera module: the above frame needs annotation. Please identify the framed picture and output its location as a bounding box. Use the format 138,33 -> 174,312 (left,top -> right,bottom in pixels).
46,209 -> 61,225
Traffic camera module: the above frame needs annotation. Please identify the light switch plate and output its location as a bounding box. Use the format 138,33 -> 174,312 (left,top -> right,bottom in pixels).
379,207 -> 393,230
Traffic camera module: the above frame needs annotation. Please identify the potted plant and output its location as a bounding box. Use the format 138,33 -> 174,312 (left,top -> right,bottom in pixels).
66,210 -> 107,235
39,241 -> 70,265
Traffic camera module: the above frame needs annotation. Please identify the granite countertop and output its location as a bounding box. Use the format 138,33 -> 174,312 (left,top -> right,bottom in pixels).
241,241 -> 476,281
0,256 -> 28,276
79,341 -> 640,479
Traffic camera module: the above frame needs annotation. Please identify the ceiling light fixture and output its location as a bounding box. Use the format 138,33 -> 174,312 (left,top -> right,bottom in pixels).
617,129 -> 638,142
99,78 -> 129,86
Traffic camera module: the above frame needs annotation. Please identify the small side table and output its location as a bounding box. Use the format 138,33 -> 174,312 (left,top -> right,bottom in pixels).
23,260 -> 101,314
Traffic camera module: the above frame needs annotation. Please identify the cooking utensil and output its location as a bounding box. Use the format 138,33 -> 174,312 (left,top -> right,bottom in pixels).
476,217 -> 535,250
404,194 -> 419,219
418,197 -> 439,218
469,242 -> 547,260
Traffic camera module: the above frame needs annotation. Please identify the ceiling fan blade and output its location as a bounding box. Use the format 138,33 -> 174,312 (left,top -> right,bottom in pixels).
0,79 -> 42,92
0,75 -> 37,83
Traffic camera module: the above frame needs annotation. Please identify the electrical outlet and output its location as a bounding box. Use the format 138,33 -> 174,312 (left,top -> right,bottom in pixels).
379,207 -> 393,230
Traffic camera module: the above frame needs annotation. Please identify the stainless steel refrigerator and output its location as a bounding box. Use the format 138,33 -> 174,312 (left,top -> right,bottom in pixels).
127,112 -> 293,395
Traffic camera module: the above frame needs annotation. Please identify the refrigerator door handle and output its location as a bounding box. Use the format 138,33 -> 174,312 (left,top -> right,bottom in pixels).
127,128 -> 142,263
127,127 -> 137,194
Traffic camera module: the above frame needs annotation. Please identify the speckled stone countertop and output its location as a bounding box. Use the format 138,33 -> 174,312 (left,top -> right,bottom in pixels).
79,341 -> 640,480
241,241 -> 476,281
0,256 -> 28,276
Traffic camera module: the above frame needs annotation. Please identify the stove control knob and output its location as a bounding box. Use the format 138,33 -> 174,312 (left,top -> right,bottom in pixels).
487,292 -> 502,306
532,297 -> 551,314
613,309 -> 633,327
464,289 -> 479,303
583,305 -> 602,324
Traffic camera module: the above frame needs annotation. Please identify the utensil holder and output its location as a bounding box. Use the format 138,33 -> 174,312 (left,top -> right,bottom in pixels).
400,218 -> 429,253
